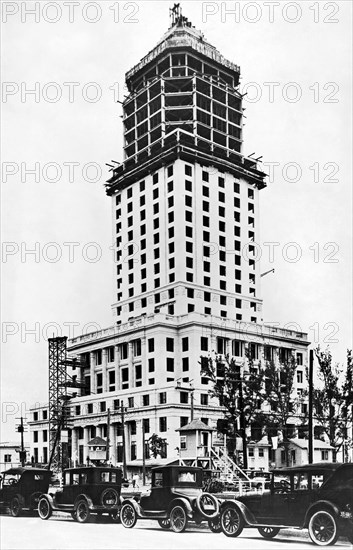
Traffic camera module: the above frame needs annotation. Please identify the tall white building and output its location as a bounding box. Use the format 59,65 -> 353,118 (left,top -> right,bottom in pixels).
29,8 -> 309,471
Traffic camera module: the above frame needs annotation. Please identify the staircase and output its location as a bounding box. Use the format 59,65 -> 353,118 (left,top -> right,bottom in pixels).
210,446 -> 251,483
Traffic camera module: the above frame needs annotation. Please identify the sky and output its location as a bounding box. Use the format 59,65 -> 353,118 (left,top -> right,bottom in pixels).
1,0 -> 352,441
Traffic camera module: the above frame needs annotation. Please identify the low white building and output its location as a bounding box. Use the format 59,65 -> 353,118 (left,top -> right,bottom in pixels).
0,442 -> 30,469
274,438 -> 335,468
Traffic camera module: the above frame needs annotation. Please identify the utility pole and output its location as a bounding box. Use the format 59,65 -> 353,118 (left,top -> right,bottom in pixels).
142,421 -> 146,485
190,391 -> 194,421
308,350 -> 314,464
16,417 -> 27,466
238,364 -> 248,470
121,403 -> 127,478
106,408 -> 111,463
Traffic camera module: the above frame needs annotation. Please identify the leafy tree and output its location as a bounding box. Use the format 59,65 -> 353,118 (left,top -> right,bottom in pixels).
200,351 -> 301,467
260,356 -> 300,466
148,433 -> 168,459
312,347 -> 353,461
200,352 -> 265,468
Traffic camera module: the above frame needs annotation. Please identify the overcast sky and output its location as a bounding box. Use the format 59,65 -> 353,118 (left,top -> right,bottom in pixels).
1,1 -> 352,441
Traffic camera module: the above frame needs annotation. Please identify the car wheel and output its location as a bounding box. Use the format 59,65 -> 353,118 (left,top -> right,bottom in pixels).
120,503 -> 137,528
208,517 -> 222,533
110,509 -> 121,523
308,510 -> 338,546
258,527 -> 280,539
158,518 -> 170,530
71,511 -> 77,521
38,498 -> 52,520
195,493 -> 219,519
101,488 -> 119,508
76,500 -> 91,524
10,497 -> 22,518
221,505 -> 244,538
169,505 -> 188,533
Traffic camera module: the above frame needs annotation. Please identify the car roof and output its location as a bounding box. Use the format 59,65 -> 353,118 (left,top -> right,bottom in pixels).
63,466 -> 122,473
1,467 -> 51,475
151,465 -> 202,473
273,462 -> 344,474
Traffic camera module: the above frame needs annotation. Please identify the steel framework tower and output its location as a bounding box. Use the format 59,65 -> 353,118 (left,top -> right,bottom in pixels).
48,336 -> 69,472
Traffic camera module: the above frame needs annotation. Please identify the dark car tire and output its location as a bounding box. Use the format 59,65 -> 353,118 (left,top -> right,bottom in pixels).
308,510 -> 338,546
120,503 -> 137,528
71,511 -> 77,521
221,505 -> 244,538
195,493 -> 219,519
101,488 -> 119,508
169,505 -> 188,533
158,518 -> 171,529
38,497 -> 52,520
208,517 -> 222,533
258,527 -> 280,539
76,500 -> 91,524
10,497 -> 23,518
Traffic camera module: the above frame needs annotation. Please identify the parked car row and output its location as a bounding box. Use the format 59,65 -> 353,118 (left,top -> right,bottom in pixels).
1,463 -> 352,546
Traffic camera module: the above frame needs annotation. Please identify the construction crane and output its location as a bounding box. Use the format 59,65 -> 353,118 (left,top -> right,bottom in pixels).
47,337 -> 87,473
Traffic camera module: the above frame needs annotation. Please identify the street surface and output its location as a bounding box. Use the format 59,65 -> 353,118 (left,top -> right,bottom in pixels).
0,514 -> 351,550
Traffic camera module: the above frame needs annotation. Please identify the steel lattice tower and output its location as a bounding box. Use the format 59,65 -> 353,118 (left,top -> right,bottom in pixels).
48,336 -> 69,473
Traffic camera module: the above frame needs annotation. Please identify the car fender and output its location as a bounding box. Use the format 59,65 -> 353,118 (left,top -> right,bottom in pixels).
168,497 -> 193,519
74,494 -> 94,510
121,498 -> 142,517
304,500 -> 341,528
39,493 -> 55,507
220,499 -> 257,526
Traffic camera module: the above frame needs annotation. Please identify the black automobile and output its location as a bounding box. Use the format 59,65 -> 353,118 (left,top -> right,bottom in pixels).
220,462 -> 353,546
0,467 -> 52,516
38,466 -> 123,523
120,465 -> 220,533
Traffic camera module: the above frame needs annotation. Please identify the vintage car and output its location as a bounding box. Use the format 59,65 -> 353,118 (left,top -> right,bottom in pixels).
120,465 -> 220,533
220,462 -> 353,546
0,467 -> 52,516
38,466 -> 123,523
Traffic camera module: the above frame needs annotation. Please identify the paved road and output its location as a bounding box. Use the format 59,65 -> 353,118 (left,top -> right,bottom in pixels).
0,514 -> 351,550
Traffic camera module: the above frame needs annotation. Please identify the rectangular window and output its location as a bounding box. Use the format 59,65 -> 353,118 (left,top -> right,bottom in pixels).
166,338 -> 174,352
148,338 -> 154,353
182,337 -> 189,352
200,337 -> 208,351
166,358 -> 174,372
182,357 -> 189,371
128,397 -> 134,408
198,393 -> 208,406
142,394 -> 150,406
109,370 -> 116,391
159,392 -> 167,404
148,358 -> 155,372
159,417 -> 167,432
180,392 -> 188,404
135,364 -> 142,387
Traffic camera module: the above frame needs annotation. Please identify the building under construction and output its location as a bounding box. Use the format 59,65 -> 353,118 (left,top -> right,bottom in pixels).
28,6 -> 310,478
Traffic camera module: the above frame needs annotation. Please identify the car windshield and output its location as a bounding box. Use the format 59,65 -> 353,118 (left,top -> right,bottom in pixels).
3,474 -> 21,485
273,473 -> 291,492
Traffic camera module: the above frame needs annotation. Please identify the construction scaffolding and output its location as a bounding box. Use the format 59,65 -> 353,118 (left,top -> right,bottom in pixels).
48,336 -> 87,473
